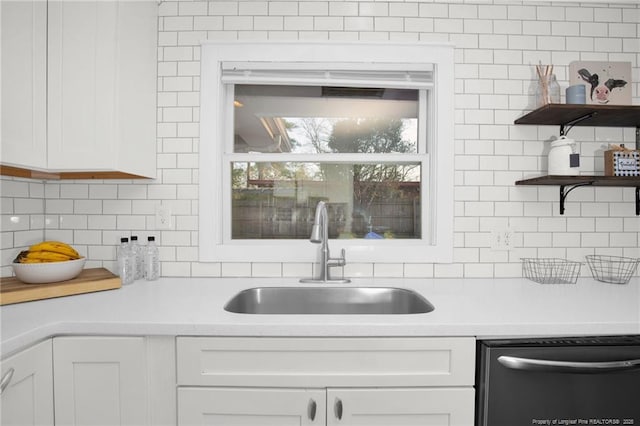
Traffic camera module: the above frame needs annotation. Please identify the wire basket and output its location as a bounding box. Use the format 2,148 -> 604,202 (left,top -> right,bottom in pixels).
522,258 -> 582,284
585,255 -> 640,284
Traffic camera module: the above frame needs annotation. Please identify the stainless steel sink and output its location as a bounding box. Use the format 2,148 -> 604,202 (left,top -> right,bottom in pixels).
224,287 -> 434,315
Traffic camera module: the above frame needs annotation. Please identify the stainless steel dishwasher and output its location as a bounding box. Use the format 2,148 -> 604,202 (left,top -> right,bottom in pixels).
476,336 -> 640,426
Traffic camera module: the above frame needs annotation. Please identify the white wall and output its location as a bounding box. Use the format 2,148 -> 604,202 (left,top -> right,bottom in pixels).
1,0 -> 639,279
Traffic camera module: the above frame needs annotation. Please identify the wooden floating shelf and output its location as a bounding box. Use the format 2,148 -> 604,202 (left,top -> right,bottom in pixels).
515,103 -> 640,144
514,104 -> 640,128
516,175 -> 640,216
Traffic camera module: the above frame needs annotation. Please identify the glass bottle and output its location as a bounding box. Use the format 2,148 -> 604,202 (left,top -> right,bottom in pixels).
130,235 -> 144,281
536,74 -> 561,107
144,236 -> 159,281
117,237 -> 135,285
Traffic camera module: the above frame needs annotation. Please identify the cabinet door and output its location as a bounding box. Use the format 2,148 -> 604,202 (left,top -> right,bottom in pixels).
53,337 -> 148,426
0,0 -> 47,170
178,387 -> 326,426
0,339 -> 54,426
47,1 -> 157,177
326,388 -> 474,426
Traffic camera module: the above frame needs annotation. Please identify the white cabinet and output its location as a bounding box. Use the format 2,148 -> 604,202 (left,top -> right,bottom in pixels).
53,336 -> 176,426
176,337 -> 475,426
326,388 -> 474,426
0,339 -> 54,426
178,387 -> 474,426
0,0 -> 157,178
0,0 -> 47,170
178,387 -> 326,425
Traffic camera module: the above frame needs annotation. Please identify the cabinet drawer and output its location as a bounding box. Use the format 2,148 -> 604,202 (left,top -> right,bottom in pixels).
177,337 -> 475,387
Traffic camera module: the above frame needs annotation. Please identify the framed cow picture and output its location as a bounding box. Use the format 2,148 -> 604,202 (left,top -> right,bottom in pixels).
568,61 -> 632,105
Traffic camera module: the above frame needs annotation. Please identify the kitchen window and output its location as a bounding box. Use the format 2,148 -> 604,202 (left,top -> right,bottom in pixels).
199,42 -> 453,263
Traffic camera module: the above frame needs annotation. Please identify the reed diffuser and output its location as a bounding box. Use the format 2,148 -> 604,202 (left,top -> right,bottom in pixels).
535,63 -> 560,106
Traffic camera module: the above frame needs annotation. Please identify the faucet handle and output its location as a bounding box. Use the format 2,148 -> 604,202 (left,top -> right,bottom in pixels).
329,248 -> 347,267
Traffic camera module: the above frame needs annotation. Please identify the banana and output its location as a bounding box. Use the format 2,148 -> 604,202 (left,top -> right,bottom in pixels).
18,258 -> 47,264
29,241 -> 80,259
23,250 -> 74,262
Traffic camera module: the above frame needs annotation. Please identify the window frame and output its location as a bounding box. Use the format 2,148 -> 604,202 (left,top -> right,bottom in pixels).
199,42 -> 454,263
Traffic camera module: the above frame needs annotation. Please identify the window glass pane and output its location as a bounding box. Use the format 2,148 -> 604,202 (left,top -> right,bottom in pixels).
233,85 -> 418,154
232,162 -> 421,240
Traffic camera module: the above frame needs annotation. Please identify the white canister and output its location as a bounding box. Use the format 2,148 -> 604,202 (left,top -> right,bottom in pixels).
548,136 -> 579,175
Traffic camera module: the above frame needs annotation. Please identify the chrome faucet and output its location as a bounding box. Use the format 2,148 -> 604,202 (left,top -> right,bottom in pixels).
300,201 -> 350,283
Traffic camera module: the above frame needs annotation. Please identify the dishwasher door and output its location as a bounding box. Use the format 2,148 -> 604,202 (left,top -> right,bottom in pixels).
476,337 -> 640,426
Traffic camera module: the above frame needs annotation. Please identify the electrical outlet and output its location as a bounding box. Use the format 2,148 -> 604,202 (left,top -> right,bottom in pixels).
491,228 -> 514,251
155,205 -> 172,230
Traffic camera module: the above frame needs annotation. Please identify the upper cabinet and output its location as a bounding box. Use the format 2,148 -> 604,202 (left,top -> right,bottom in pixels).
0,1 -> 47,171
1,0 -> 157,179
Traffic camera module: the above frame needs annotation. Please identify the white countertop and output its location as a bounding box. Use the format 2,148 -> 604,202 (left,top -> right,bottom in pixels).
1,277 -> 639,358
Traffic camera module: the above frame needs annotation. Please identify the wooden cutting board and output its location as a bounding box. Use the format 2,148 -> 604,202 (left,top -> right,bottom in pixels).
0,268 -> 121,306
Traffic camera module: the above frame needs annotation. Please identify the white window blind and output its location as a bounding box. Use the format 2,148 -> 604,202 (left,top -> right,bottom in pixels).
221,62 -> 434,89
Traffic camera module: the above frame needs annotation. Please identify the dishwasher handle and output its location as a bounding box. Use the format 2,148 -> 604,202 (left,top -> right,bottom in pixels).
498,355 -> 640,374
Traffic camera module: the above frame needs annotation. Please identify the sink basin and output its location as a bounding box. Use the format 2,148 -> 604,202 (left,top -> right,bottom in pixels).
224,287 -> 434,315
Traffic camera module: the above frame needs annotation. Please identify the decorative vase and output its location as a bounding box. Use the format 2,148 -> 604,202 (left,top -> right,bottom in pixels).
536,74 -> 561,107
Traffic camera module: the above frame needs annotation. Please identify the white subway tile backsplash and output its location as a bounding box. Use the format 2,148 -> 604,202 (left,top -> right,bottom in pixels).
403,263 -> 434,278
224,16 -> 254,30
464,263 -> 494,278
102,200 -> 131,215
434,263 -> 464,278
1,180 -> 30,198
479,155 -> 508,171
58,215 -> 88,230
176,246 -> 198,262
552,232 -> 581,247
454,247 -> 480,263
221,262 -> 252,277
158,1 -> 177,17
1,0 -> 638,280
251,262 -> 282,277
480,187 -> 509,201
255,16 -> 284,30
164,16 -> 194,32
0,198 -> 14,214
45,199 -> 74,214
13,198 -> 44,215
610,232 -> 638,248
374,17 -> 403,31
162,262 -> 191,277
1,215 -> 29,232
359,2 -> 387,17
178,1 -> 207,16
14,230 -> 46,247
209,2 -> 239,16
191,261 -> 221,277
158,31 -> 178,47
74,230 -> 102,245
194,16 -> 223,31
116,216 -> 146,231
162,76 -> 194,92
582,233 -> 610,247
87,215 -> 117,230
523,202 -> 553,217
595,217 -> 623,232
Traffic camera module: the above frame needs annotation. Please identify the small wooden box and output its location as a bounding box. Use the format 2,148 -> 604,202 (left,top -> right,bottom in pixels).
604,149 -> 640,176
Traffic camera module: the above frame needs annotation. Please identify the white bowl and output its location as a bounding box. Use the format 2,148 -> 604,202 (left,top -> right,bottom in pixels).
12,258 -> 86,284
